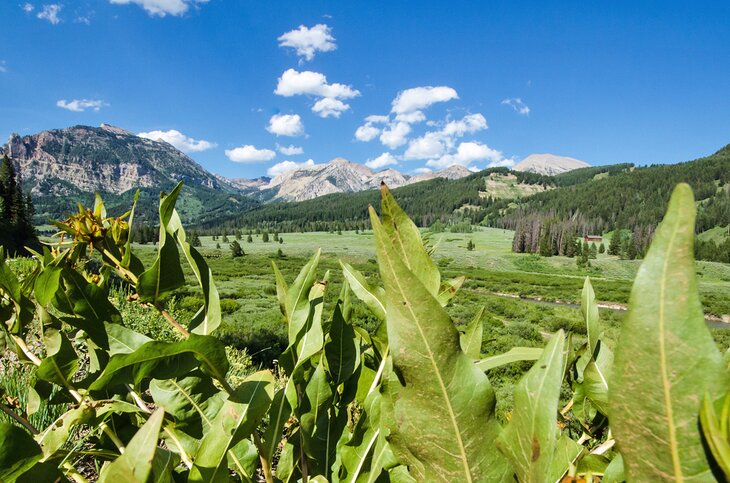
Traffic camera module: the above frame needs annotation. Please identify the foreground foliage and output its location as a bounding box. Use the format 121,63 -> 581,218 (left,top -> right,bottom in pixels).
1,181 -> 728,481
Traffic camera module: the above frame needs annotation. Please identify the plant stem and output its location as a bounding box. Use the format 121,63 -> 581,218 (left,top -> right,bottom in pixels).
11,334 -> 126,453
0,402 -> 39,434
100,247 -> 138,285
253,432 -> 275,483
154,302 -> 190,338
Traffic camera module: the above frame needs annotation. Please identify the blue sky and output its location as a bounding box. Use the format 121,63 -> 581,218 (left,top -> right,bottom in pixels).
1,0 -> 729,179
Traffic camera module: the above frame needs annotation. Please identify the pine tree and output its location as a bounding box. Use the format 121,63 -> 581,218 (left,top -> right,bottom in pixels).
262,231 -> 270,243
230,240 -> 244,258
0,155 -> 39,255
247,234 -> 253,243
608,228 -> 621,255
599,243 -> 606,254
466,239 -> 475,251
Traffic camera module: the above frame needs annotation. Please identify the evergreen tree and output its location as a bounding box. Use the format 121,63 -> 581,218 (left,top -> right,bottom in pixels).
588,243 -> 598,259
599,242 -> 606,254
279,237 -> 283,244
222,234 -> 229,243
230,240 -> 244,257
189,231 -> 202,247
466,239 -> 475,251
0,155 -> 39,255
608,229 -> 621,255
247,234 -> 253,243
262,231 -> 270,243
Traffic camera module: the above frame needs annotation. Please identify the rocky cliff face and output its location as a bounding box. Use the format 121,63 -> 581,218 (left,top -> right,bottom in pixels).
513,154 -> 590,176
1,124 -> 229,196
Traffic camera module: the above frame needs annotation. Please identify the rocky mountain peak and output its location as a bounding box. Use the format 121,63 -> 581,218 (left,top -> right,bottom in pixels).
513,154 -> 590,176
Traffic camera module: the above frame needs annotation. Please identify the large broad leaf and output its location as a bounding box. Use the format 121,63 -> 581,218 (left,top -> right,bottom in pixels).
60,268 -> 122,348
497,330 -> 566,481
136,183 -> 185,303
98,408 -> 167,483
460,306 -> 485,360
340,260 -> 386,321
700,393 -> 730,479
609,183 -> 730,481
38,404 -> 96,456
149,371 -> 225,437
369,203 -> 508,482
189,371 -> 274,483
378,184 -> 440,296
0,423 -> 45,481
261,387 -> 291,463
36,327 -> 79,386
168,209 -> 222,335
89,334 -> 229,391
475,347 -> 543,372
325,300 -> 361,385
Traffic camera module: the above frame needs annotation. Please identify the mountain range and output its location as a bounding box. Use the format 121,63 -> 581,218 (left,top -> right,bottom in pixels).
1,124 -> 586,222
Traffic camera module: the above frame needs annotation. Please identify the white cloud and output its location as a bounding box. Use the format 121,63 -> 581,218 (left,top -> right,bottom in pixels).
365,152 -> 398,170
56,99 -> 107,112
75,15 -> 92,24
22,3 -> 34,13
0,61 -> 6,73
355,124 -> 381,142
413,167 -> 433,175
275,69 -> 359,99
487,158 -> 516,168
267,113 -> 305,137
404,132 -> 447,160
426,141 -> 503,169
277,144 -> 304,155
441,113 -> 487,136
312,98 -> 349,118
37,4 -> 62,24
138,129 -> 216,152
501,97 -> 530,115
278,24 -> 336,61
109,0 -> 209,17
267,159 -> 316,176
365,115 -> 389,124
391,86 -> 458,114
379,122 -> 411,149
225,145 -> 276,163
403,113 -> 488,160
394,110 -> 426,124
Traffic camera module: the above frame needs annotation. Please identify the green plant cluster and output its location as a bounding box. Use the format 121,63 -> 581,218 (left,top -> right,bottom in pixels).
1,181 -> 729,482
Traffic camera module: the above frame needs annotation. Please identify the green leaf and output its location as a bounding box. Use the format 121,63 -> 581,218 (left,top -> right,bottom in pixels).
34,265 -> 62,307
98,407 -> 166,483
167,209 -> 222,335
149,372 -> 224,436
261,387 -> 291,463
36,328 -> 79,387
106,322 -> 152,356
61,268 -> 122,349
89,334 -> 229,391
189,371 -> 274,483
602,454 -> 625,483
609,183 -> 730,481
546,434 -> 584,482
136,230 -> 185,303
497,330 -> 566,481
475,347 -> 544,372
227,438 -> 258,482
340,260 -> 386,321
378,184 -> 440,296
581,277 -> 600,356
700,393 -> 730,479
437,276 -> 465,307
460,306 -> 484,360
325,300 -> 361,385
369,204 -> 508,482
0,423 -> 44,481
38,404 -> 96,456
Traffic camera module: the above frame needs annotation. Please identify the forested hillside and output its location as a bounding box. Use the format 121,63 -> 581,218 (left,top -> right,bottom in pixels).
501,144 -> 730,261
200,167 -> 554,232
